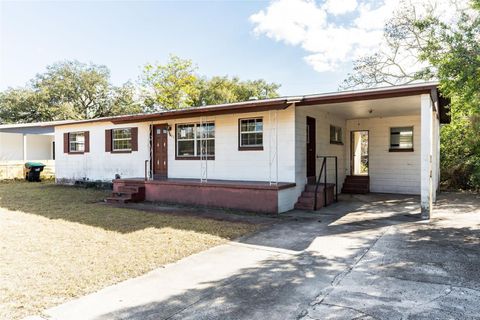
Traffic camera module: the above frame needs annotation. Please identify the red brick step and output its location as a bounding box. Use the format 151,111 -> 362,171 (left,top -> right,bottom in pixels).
105,184 -> 146,204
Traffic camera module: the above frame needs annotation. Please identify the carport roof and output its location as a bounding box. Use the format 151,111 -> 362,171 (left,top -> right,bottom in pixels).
50,82 -> 450,127
0,120 -> 77,134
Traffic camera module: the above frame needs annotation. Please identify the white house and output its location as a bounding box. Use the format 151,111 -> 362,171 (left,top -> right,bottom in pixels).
0,121 -> 73,179
53,83 -> 449,218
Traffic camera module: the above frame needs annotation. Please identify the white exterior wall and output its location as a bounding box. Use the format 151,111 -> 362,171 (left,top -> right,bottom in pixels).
26,135 -> 54,160
294,107 -> 347,202
0,133 -> 23,160
54,107 -> 296,184
0,132 -> 54,161
346,115 -> 422,194
165,107 -> 296,183
55,122 -> 151,182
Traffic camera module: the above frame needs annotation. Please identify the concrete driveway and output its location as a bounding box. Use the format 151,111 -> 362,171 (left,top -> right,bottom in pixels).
43,192 -> 480,320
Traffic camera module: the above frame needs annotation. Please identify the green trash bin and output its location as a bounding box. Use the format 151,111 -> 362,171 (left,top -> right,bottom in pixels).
24,162 -> 46,182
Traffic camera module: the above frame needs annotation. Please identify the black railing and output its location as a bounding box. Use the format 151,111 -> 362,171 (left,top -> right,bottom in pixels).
314,156 -> 338,210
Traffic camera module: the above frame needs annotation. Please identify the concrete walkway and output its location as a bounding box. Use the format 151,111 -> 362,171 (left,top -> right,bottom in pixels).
43,193 -> 480,320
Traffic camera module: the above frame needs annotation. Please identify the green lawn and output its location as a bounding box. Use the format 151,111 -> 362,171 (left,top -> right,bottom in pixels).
0,181 -> 257,320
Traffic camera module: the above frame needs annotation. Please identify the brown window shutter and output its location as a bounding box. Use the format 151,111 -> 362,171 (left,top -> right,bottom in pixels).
131,127 -> 138,151
64,133 -> 69,153
105,129 -> 112,152
84,131 -> 90,153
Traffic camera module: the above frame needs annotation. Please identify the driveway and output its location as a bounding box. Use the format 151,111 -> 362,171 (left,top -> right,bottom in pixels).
42,192 -> 480,320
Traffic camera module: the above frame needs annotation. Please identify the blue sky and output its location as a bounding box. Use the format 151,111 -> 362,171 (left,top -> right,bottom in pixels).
0,0 -> 398,96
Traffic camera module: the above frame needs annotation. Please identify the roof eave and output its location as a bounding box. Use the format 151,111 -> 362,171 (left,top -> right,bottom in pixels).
111,100 -> 292,124
296,85 -> 438,107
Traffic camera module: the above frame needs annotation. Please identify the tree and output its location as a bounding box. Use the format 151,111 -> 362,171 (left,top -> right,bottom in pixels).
417,1 -> 480,188
139,55 -> 281,110
139,55 -> 199,111
341,0 -> 480,189
193,76 -> 280,106
0,61 -> 142,123
341,0 -> 470,89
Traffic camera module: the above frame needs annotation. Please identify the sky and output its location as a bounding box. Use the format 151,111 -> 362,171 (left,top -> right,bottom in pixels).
0,0 -> 409,96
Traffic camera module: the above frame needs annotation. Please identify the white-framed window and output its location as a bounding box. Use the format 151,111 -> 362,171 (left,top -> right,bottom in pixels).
112,128 -> 132,151
176,122 -> 215,158
390,126 -> 414,151
330,125 -> 343,144
69,132 -> 85,153
239,118 -> 263,150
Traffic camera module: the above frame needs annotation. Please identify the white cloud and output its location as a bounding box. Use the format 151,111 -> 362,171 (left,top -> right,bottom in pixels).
250,0 -> 472,73
250,0 -> 327,46
323,0 -> 358,15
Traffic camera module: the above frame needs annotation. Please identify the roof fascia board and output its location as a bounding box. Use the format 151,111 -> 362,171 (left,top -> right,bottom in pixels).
296,86 -> 436,107
111,102 -> 291,124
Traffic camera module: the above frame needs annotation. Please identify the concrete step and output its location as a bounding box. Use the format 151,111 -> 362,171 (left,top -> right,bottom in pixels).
118,186 -> 138,193
109,184 -> 146,203
342,182 -> 369,189
304,183 -> 335,192
294,202 -> 315,210
342,188 -> 369,194
118,185 -> 145,194
345,175 -> 370,181
301,191 -> 329,198
297,196 -> 315,206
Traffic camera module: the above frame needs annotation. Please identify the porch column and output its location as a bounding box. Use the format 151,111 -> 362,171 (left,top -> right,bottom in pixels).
435,111 -> 441,199
420,94 -> 433,219
23,134 -> 27,162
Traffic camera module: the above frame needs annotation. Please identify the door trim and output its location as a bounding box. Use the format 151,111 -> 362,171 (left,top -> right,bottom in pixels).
153,123 -> 169,180
306,117 -> 316,178
350,130 -> 369,176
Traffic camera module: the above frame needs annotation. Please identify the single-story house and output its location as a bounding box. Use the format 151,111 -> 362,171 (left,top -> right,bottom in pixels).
0,120 -> 74,179
53,82 -> 450,218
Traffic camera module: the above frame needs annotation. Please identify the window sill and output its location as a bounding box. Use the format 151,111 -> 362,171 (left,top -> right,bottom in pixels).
68,151 -> 85,155
238,146 -> 264,151
330,141 -> 344,145
111,150 -> 133,154
389,148 -> 414,152
175,156 -> 215,160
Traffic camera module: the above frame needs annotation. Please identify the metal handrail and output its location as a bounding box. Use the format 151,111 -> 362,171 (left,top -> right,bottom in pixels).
144,160 -> 149,181
314,156 -> 338,210
314,158 -> 326,210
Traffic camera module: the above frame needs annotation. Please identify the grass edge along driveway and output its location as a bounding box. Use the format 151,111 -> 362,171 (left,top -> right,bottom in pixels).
0,181 -> 258,320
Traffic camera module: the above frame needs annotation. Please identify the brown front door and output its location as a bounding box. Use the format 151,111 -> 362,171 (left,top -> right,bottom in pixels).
306,117 -> 316,178
153,124 -> 168,179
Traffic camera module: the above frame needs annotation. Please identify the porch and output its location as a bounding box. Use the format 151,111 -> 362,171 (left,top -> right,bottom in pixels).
108,178 -> 297,214
294,86 -> 448,218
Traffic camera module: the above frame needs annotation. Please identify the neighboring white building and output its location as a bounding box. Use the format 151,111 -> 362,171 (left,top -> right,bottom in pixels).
0,120 -> 74,179
53,83 -> 450,218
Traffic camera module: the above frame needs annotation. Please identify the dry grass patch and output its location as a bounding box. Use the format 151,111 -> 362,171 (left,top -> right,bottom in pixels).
0,181 -> 257,320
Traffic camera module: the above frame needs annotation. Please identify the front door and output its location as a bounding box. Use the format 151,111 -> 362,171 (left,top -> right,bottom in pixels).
306,117 -> 316,179
350,130 -> 369,175
153,124 -> 168,179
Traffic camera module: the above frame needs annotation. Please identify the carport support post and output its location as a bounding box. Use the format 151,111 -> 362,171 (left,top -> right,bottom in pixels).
22,134 -> 27,162
420,94 -> 433,220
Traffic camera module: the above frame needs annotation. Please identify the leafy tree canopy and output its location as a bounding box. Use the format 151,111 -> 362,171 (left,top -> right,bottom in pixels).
139,55 -> 280,111
0,57 -> 282,123
0,61 -> 140,123
342,0 -> 480,189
